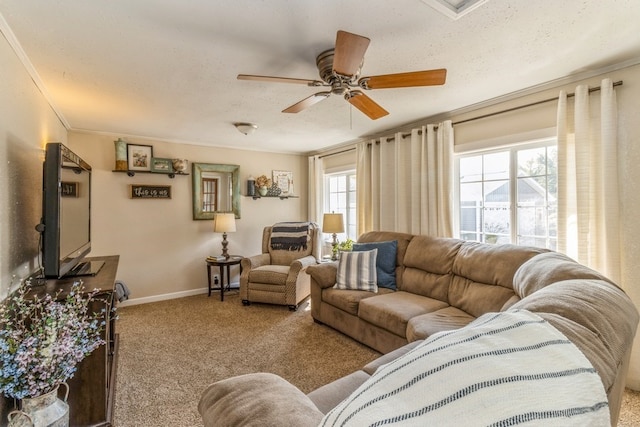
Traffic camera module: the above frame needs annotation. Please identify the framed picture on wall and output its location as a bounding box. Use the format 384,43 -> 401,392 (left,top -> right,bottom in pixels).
272,170 -> 293,194
127,144 -> 154,171
150,157 -> 174,173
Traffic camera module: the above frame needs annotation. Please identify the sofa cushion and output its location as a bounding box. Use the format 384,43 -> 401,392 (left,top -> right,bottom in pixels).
452,242 -> 547,290
401,235 -> 463,300
199,373 -> 323,427
353,240 -> 398,290
307,370 -> 371,415
335,249 -> 378,292
406,306 -> 476,341
320,310 -> 610,427
358,291 -> 448,337
448,275 -> 516,318
248,265 -> 289,285
445,242 -> 546,316
322,287 -> 390,316
358,231 -> 413,266
362,340 -> 424,375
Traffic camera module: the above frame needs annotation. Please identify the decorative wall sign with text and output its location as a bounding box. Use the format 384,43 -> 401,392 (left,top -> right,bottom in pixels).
129,184 -> 171,199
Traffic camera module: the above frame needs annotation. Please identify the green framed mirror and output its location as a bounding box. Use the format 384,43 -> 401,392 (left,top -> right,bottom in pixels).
192,162 -> 240,220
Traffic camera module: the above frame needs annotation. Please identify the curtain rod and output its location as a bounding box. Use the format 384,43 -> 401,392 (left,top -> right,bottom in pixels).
317,80 -> 623,151
318,147 -> 356,159
383,80 -> 623,142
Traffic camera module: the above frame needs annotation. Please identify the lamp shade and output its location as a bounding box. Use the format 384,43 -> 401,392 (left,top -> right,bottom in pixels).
213,213 -> 237,233
322,213 -> 344,234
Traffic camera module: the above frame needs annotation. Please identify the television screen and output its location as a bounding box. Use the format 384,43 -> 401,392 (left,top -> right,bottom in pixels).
40,143 -> 101,278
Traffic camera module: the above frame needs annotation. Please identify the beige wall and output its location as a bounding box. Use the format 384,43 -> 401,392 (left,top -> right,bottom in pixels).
0,32 -> 67,299
66,132 -> 308,304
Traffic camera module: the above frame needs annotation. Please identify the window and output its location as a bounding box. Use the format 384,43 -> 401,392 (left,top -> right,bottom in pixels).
324,171 -> 357,240
201,177 -> 219,212
456,140 -> 557,249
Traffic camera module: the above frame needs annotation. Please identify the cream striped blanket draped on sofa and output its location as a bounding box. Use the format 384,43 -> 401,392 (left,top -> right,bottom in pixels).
320,310 -> 609,426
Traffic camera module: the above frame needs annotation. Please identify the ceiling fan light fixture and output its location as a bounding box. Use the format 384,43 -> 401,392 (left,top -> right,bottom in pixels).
238,30 -> 446,120
234,122 -> 258,135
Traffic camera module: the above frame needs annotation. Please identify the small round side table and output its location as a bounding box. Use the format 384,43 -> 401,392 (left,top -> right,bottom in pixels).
206,255 -> 243,301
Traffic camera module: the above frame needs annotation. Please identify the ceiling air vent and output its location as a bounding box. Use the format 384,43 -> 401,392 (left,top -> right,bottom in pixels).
420,0 -> 489,20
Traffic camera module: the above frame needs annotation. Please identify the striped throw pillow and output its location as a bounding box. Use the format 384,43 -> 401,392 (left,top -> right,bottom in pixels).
334,249 -> 378,292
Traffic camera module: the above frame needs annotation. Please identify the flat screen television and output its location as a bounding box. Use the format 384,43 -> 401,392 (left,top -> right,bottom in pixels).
39,142 -> 103,278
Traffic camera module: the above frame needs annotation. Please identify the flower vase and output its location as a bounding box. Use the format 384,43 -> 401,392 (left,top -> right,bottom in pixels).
8,384 -> 69,427
258,186 -> 268,196
114,138 -> 128,171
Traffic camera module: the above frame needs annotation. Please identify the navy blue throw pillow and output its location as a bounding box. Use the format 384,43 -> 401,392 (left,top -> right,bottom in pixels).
352,240 -> 398,290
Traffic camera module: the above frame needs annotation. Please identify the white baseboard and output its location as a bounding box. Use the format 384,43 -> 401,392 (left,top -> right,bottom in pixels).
117,283 -> 241,307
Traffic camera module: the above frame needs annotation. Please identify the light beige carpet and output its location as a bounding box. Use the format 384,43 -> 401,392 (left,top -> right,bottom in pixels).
113,292 -> 640,426
112,293 -> 379,426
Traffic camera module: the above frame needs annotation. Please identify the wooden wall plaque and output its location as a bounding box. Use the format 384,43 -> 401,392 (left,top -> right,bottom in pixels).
129,184 -> 171,199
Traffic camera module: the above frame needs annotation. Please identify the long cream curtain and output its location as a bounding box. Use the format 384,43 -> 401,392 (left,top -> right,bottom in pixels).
557,78 -> 620,282
307,155 -> 324,224
356,121 -> 454,236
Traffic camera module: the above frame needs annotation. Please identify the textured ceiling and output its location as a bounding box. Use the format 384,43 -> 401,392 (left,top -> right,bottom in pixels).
1,0 -> 639,154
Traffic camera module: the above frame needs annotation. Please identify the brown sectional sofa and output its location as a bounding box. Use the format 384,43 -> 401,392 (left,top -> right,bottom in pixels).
199,231 -> 638,426
309,231 -> 554,354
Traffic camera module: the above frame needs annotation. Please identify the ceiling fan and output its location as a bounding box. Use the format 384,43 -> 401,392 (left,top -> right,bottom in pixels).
237,30 -> 447,120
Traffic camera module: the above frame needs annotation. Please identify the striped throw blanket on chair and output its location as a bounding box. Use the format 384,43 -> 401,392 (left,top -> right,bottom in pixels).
270,222 -> 310,251
321,309 -> 610,426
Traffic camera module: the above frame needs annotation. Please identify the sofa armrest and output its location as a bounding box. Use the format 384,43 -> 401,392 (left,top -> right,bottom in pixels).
287,256 -> 318,285
240,253 -> 271,271
307,262 -> 337,289
198,373 -> 323,427
290,255 -> 318,270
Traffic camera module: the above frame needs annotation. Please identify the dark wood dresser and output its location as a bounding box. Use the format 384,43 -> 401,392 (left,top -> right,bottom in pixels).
56,255 -> 120,426
0,255 -> 120,427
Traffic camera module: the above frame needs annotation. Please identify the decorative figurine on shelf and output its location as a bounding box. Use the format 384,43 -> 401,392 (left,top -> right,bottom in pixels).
171,159 -> 188,174
255,174 -> 271,197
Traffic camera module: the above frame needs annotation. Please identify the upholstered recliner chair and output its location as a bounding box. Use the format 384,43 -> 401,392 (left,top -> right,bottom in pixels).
240,222 -> 320,310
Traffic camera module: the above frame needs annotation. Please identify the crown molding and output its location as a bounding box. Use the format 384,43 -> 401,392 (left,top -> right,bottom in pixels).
0,11 -> 70,129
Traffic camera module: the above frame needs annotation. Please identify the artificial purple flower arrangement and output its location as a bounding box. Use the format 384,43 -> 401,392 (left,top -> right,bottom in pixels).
0,280 -> 108,399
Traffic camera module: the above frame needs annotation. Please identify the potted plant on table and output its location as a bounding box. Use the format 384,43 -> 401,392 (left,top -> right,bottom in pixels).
332,238 -> 354,259
0,280 -> 108,426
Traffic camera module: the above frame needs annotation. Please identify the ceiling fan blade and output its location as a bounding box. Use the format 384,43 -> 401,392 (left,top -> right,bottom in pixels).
237,74 -> 323,86
345,91 -> 389,120
333,30 -> 370,77
359,69 -> 447,89
282,92 -> 331,113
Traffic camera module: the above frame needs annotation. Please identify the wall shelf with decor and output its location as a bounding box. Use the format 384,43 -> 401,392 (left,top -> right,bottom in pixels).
250,194 -> 299,200
113,139 -> 190,178
112,170 -> 189,179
